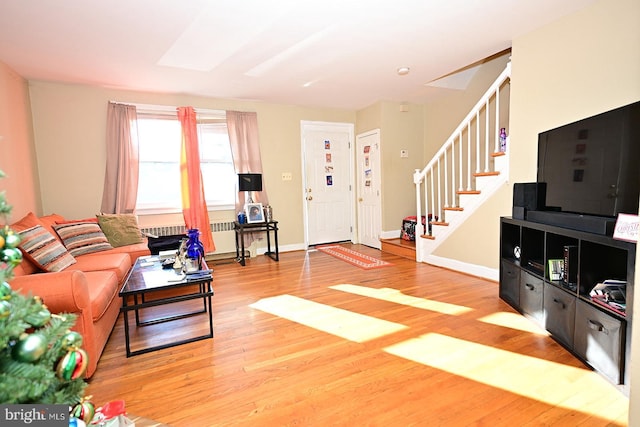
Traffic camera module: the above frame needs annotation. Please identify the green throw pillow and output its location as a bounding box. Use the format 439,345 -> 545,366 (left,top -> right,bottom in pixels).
97,213 -> 145,248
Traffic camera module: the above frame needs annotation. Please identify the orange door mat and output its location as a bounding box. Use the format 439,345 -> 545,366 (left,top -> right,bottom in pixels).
317,245 -> 393,270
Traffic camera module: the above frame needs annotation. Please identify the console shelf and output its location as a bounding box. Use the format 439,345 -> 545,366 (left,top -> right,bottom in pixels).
499,216 -> 635,394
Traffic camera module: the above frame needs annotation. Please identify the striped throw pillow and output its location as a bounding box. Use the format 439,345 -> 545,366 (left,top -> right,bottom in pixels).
18,225 -> 76,272
53,221 -> 113,257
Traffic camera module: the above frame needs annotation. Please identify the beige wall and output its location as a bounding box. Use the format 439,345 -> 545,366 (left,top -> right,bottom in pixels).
379,101 -> 425,230
0,62 -> 40,222
355,102 -> 381,136
27,81 -> 355,248
509,0 -> 640,186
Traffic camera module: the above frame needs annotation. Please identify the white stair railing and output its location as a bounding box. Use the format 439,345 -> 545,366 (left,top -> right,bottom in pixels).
413,62 -> 511,261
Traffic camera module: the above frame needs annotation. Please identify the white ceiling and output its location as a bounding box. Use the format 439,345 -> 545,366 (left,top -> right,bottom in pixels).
0,0 -> 596,110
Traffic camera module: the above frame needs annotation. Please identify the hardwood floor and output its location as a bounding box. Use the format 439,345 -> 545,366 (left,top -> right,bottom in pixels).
86,245 -> 629,426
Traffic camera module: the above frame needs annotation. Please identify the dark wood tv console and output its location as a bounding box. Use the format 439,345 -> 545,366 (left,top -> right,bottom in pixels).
499,216 -> 635,395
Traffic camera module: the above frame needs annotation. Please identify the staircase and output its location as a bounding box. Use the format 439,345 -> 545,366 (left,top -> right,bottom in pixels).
410,62 -> 512,263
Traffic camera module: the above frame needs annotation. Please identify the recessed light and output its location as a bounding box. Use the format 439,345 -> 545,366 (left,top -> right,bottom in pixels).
397,67 -> 410,76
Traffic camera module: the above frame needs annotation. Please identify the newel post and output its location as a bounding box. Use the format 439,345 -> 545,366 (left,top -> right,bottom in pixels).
413,169 -> 423,263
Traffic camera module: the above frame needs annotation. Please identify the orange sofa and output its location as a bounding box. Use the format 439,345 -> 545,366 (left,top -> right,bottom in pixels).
9,212 -> 150,378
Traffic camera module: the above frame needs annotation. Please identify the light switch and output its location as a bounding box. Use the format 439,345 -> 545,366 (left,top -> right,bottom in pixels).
282,172 -> 292,181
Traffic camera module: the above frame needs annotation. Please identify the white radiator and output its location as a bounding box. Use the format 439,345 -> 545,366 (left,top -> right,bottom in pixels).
140,222 -> 237,254
140,222 -> 235,236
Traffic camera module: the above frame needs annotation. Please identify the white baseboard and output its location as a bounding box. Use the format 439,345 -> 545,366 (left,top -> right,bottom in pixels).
422,254 -> 499,282
256,242 -> 306,256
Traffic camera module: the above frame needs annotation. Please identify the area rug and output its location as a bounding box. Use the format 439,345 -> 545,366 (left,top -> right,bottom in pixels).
316,245 -> 393,270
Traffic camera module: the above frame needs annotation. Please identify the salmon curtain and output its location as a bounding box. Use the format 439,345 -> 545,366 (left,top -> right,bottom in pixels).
101,102 -> 139,214
178,107 -> 215,253
226,111 -> 268,211
226,110 -> 267,247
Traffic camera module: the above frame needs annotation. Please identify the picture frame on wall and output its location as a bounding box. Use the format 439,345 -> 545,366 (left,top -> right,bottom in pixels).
246,203 -> 264,223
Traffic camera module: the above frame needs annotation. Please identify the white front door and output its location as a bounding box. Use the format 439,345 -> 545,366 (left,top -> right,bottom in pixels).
356,129 -> 382,249
302,122 -> 354,246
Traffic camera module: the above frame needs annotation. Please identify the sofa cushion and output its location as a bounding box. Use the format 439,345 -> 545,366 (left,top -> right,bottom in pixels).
11,211 -> 42,231
83,270 -> 119,322
84,241 -> 151,264
72,253 -> 131,283
53,221 -> 113,257
17,225 -> 77,272
12,212 -> 65,238
39,213 -> 67,237
96,213 -> 145,248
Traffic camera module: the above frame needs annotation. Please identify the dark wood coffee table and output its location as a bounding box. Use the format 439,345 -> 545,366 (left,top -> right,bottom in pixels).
119,256 -> 214,357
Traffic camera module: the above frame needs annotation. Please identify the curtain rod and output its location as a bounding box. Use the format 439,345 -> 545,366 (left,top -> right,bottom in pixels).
108,101 -> 226,116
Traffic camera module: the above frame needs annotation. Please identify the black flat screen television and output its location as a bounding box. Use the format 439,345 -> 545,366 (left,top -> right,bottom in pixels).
537,100 -> 640,218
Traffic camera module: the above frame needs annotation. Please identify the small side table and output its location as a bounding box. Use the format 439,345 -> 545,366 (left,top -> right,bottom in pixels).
234,220 -> 279,266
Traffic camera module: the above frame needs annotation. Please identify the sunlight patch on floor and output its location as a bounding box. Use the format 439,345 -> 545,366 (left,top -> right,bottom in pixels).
330,284 -> 473,315
477,312 -> 549,335
384,333 -> 628,418
250,294 -> 408,342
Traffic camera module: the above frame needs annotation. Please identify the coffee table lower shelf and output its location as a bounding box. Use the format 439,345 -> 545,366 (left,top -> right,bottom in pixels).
120,258 -> 214,357
121,288 -> 214,357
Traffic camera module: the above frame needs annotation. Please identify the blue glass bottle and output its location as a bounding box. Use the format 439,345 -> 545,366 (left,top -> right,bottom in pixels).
185,228 -> 204,271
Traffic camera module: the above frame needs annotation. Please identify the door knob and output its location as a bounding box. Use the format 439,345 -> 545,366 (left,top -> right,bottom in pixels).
307,196 -> 313,201
358,198 -> 363,202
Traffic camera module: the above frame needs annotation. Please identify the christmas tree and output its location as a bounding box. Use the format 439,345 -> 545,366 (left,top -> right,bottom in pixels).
0,169 -> 88,405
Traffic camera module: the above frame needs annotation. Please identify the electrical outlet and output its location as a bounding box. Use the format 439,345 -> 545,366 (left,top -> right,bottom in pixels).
282,172 -> 292,181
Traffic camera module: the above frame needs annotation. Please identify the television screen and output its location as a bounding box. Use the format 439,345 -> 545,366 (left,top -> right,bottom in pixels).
537,101 -> 640,218
238,173 -> 263,192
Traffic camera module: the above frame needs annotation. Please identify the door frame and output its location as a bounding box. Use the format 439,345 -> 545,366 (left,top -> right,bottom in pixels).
300,120 -> 356,249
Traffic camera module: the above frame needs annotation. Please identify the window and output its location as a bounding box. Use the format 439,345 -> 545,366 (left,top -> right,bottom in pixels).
135,108 -> 235,213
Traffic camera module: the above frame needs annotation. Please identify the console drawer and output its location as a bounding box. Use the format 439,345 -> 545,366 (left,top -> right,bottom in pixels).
544,283 -> 575,348
500,260 -> 520,308
574,300 -> 625,384
520,272 -> 544,325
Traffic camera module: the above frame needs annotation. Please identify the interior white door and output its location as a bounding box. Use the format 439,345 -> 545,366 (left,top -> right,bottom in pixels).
356,130 -> 382,249
302,122 -> 353,246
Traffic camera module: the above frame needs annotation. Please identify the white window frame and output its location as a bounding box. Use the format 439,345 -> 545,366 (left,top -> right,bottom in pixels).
134,105 -> 236,214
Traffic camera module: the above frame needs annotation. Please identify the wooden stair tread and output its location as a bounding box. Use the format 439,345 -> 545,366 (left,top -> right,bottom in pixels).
380,238 -> 415,260
474,171 -> 500,177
